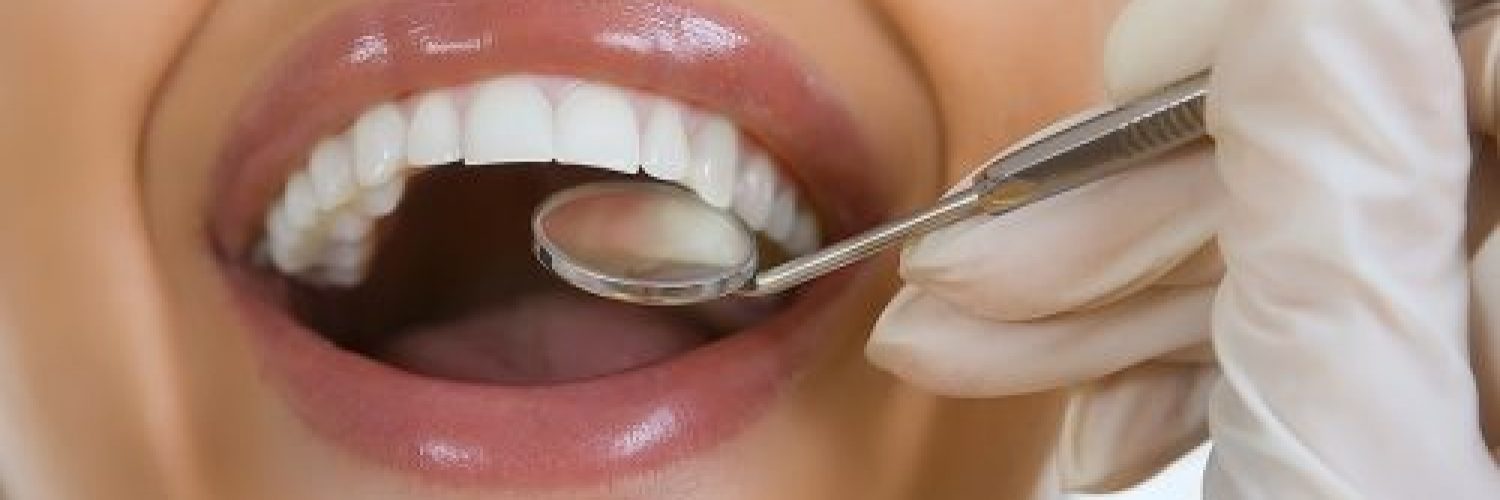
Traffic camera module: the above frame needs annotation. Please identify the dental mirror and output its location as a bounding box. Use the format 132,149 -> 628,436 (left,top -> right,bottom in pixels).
534,2 -> 1500,307
533,181 -> 759,306
535,72 -> 1214,306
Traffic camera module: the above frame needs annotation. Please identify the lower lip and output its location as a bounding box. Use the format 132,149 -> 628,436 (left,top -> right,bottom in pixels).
231,262 -> 857,487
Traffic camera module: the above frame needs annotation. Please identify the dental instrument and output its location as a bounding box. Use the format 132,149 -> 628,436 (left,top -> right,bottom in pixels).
532,0 -> 1500,307
534,72 -> 1210,306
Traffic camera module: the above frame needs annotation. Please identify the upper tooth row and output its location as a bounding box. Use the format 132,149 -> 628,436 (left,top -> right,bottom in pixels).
263,74 -> 821,286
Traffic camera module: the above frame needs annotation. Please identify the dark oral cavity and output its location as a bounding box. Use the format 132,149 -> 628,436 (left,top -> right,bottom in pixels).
381,293 -> 723,384
279,165 -> 789,385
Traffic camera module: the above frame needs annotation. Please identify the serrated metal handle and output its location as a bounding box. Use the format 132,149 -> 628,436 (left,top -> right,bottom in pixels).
975,73 -> 1209,213
743,73 -> 1211,297
737,1 -> 1500,299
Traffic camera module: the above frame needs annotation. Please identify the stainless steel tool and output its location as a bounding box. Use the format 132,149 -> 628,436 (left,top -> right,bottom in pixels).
532,0 -> 1500,306
533,73 -> 1209,305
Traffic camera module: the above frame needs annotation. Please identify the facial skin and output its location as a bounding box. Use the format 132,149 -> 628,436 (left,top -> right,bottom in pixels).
0,1 -> 1124,499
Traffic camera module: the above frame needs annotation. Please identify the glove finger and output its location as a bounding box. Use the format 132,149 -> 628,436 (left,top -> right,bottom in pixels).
867,284 -> 1213,398
1104,0 -> 1231,101
1060,360 -> 1217,493
902,145 -> 1223,322
1206,0 -> 1500,496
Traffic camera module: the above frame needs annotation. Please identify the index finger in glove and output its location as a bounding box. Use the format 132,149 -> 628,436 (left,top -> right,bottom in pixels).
1205,0 -> 1500,496
869,284 -> 1212,397
902,145 -> 1222,322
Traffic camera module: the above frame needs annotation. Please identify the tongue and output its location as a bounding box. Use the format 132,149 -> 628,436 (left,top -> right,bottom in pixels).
377,292 -> 710,385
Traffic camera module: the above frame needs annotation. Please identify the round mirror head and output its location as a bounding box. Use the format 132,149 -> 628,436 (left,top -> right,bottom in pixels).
533,181 -> 758,306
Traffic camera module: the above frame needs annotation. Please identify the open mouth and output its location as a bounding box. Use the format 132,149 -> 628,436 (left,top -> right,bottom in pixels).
211,0 -> 890,488
264,73 -> 824,384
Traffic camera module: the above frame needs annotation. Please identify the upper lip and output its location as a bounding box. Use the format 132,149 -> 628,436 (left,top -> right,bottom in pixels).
212,0 -> 893,489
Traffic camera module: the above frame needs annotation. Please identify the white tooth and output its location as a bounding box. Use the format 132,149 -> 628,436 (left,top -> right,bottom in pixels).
320,241 -> 372,287
555,83 -> 640,173
267,211 -> 316,274
352,102 -> 408,187
640,99 -> 691,181
324,241 -> 370,269
785,210 -> 820,255
306,137 -> 356,210
765,186 -> 799,245
282,172 -> 319,229
687,115 -> 739,208
265,193 -> 331,275
328,208 -> 375,242
406,89 -> 463,166
269,234 -> 311,274
265,206 -> 307,274
265,204 -> 297,247
360,175 -> 406,217
464,76 -> 555,164
731,152 -> 778,230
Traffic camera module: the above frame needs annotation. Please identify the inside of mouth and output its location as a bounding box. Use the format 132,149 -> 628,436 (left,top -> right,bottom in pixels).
273,164 -> 792,386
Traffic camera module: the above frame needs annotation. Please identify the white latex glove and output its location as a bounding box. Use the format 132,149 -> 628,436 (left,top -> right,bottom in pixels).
867,0 -> 1500,496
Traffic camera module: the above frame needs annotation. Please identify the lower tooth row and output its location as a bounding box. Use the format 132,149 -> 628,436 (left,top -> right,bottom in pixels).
262,74 -> 821,287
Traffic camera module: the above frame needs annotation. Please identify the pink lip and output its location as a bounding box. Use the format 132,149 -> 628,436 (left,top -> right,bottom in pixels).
232,266 -> 857,488
211,0 -> 889,257
213,0 -> 893,489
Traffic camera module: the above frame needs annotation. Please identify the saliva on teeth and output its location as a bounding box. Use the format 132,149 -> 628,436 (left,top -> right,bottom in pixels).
262,74 -> 821,287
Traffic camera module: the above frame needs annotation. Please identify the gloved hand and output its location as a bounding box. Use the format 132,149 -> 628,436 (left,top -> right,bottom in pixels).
866,0 -> 1500,496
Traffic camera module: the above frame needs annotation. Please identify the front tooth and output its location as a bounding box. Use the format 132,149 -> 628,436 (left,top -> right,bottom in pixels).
555,83 -> 640,173
732,152 -> 778,230
687,115 -> 739,208
352,102 -> 407,187
640,99 -> 691,181
406,89 -> 463,166
307,137 -> 356,210
464,76 -> 555,164
764,186 -> 799,245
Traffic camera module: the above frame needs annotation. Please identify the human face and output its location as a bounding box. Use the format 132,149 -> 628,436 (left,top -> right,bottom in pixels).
0,1 -> 1122,498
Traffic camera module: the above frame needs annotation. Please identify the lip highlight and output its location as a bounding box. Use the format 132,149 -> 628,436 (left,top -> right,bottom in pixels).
214,0 -> 891,489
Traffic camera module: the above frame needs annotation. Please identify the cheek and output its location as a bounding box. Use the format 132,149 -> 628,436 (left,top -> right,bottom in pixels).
877,0 -> 1130,186
0,0 -> 212,497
